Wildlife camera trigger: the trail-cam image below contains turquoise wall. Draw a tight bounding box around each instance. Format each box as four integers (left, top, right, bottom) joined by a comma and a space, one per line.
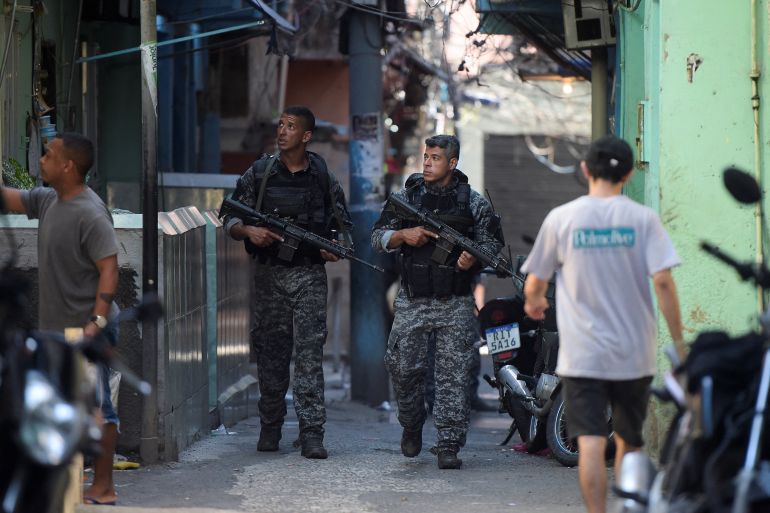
82, 22, 142, 185
619, 0, 765, 450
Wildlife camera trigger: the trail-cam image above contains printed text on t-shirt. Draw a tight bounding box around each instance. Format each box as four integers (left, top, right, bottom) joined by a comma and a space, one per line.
573, 227, 636, 249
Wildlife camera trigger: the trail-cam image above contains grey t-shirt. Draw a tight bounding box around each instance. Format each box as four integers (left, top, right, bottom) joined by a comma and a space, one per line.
521, 195, 680, 380
21, 187, 119, 332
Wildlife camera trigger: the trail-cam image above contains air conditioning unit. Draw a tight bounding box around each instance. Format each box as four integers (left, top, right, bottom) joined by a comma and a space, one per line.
561, 0, 616, 49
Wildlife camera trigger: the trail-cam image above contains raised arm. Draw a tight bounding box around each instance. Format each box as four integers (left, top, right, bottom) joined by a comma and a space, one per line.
0, 186, 26, 214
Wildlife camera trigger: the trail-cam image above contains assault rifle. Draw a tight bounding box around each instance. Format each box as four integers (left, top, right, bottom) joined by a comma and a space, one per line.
386, 193, 513, 277
219, 197, 384, 273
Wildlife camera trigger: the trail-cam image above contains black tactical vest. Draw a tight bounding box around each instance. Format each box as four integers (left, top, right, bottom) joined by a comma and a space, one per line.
400, 171, 477, 298
249, 152, 329, 265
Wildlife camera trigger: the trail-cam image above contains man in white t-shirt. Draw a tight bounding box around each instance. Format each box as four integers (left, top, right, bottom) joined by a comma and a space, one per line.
521, 135, 685, 513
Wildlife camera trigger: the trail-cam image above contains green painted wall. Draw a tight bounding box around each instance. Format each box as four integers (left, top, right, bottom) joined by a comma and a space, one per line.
0, 0, 82, 165
0, 8, 139, 201
619, 0, 766, 451
82, 22, 142, 186
617, 0, 646, 205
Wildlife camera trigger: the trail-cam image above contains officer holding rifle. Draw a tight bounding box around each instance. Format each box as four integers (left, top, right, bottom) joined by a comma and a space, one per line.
222, 106, 352, 460
371, 134, 505, 469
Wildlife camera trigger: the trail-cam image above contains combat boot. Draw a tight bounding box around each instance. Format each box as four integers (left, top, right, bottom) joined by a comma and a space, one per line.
437, 449, 462, 469
300, 435, 328, 459
400, 427, 422, 457
257, 427, 281, 452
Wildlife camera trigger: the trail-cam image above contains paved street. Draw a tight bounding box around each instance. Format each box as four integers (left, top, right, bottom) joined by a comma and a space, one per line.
79, 383, 614, 513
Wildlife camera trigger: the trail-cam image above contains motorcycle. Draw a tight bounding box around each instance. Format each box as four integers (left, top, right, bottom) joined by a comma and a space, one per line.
0, 200, 157, 513
615, 167, 770, 513
479, 256, 613, 467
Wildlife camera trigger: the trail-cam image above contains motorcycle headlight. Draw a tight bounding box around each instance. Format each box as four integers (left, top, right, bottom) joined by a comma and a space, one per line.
19, 370, 83, 466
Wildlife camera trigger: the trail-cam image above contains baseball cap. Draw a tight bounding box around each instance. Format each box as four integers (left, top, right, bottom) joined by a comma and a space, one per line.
584, 135, 634, 181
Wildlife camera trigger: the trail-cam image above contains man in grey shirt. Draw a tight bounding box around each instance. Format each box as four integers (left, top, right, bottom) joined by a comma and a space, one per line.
522, 135, 685, 513
1, 133, 120, 506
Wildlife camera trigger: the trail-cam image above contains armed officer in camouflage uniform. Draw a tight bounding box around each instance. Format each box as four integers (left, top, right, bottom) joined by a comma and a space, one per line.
371, 135, 504, 469
224, 106, 352, 459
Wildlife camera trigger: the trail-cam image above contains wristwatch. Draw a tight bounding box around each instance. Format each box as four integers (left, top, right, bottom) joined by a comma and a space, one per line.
90, 315, 108, 329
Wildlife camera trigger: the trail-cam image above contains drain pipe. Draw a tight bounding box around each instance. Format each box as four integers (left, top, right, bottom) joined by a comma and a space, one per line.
750, 0, 764, 311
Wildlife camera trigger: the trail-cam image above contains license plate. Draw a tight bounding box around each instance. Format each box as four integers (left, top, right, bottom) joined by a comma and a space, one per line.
485, 323, 521, 355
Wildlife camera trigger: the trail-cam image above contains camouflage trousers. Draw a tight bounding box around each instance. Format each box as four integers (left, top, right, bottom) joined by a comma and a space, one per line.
251, 263, 328, 440
384, 289, 478, 451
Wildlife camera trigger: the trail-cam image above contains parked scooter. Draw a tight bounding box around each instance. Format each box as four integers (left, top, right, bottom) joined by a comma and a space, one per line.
479, 256, 613, 466
615, 167, 770, 513
0, 202, 157, 513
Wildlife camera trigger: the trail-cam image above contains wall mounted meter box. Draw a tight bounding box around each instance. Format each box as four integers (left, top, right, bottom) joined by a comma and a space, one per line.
561, 0, 616, 49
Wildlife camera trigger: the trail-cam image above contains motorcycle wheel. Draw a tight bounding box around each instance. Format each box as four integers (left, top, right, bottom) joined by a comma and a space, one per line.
546, 391, 579, 467
545, 392, 615, 467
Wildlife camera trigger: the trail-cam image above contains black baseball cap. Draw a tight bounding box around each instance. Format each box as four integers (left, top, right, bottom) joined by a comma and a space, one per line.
584, 135, 634, 183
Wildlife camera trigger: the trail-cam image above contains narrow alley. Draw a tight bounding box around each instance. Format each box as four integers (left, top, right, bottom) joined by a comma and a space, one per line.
83, 386, 597, 513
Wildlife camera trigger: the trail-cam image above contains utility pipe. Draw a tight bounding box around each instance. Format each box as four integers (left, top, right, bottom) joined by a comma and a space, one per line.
348, 9, 389, 405
750, 0, 764, 311
139, 0, 160, 464
276, 0, 292, 116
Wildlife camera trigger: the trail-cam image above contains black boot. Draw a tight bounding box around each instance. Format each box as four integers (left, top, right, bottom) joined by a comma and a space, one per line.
401, 427, 423, 457
301, 435, 328, 459
437, 449, 462, 469
257, 427, 281, 452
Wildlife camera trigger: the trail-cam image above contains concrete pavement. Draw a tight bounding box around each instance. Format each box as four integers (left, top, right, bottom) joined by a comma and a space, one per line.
77, 386, 614, 513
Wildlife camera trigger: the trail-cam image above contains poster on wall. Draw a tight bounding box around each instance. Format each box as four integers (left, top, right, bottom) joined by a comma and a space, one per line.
350, 113, 383, 207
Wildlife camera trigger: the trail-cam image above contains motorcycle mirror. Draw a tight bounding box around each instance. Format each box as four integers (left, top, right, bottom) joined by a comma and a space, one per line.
116, 294, 164, 325
724, 167, 762, 204
136, 293, 164, 322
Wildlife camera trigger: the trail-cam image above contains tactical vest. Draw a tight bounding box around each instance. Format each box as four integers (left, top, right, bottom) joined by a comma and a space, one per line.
248, 152, 329, 265
400, 172, 477, 298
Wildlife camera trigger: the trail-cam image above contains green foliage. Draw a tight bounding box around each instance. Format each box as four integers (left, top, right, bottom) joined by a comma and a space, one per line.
1, 158, 35, 190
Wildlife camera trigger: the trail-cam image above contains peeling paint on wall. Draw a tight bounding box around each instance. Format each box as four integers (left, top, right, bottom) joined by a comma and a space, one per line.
686, 53, 703, 83
689, 304, 709, 324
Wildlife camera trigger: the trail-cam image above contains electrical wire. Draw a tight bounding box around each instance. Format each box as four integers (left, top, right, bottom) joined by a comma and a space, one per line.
560, 1, 613, 13
165, 6, 274, 25
65, 0, 84, 127
485, 36, 591, 100
0, 0, 19, 93
157, 32, 263, 60
330, 0, 425, 26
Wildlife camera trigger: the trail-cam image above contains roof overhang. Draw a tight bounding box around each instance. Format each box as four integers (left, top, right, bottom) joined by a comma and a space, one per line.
475, 0, 591, 80
158, 0, 297, 34
385, 38, 450, 83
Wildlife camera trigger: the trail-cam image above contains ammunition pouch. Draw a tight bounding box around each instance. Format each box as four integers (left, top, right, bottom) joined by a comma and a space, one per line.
402, 259, 474, 298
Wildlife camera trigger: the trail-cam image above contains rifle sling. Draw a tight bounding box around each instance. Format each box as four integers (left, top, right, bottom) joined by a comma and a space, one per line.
255, 154, 279, 213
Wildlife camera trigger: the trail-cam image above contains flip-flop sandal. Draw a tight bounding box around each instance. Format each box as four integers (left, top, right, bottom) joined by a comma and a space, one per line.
83, 496, 117, 506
